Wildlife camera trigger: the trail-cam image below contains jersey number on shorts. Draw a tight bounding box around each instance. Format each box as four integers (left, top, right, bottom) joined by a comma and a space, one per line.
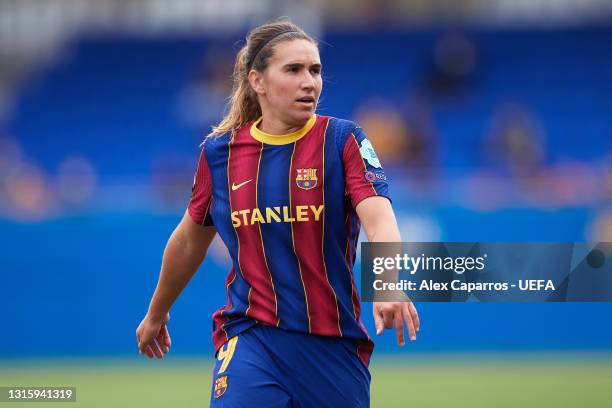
217, 336, 238, 374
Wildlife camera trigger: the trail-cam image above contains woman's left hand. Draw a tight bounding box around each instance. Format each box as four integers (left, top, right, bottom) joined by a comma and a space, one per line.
373, 296, 419, 346
136, 313, 172, 359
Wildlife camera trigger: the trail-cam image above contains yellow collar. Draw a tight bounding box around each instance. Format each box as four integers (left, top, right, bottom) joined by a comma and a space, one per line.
250, 115, 317, 145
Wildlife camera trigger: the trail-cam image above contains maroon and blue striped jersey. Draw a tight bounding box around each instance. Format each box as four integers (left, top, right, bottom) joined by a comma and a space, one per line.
188, 115, 389, 366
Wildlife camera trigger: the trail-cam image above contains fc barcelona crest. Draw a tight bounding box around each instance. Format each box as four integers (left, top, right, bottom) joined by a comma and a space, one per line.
296, 168, 318, 190
214, 375, 228, 398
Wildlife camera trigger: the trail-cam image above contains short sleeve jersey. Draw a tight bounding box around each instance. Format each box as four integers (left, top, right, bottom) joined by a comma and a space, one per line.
188, 115, 389, 366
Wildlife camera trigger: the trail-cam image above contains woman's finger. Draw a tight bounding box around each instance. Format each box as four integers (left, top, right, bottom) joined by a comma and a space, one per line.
156, 329, 170, 354
145, 344, 154, 359
403, 303, 416, 341
138, 337, 150, 356
373, 305, 385, 335
161, 324, 172, 348
394, 309, 405, 346
409, 301, 420, 332
148, 341, 162, 359
151, 339, 164, 358
382, 309, 394, 329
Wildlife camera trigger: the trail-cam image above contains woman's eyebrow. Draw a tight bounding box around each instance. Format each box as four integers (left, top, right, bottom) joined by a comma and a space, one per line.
283, 62, 322, 69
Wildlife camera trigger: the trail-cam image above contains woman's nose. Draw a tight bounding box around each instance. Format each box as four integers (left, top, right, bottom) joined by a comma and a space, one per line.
301, 73, 316, 89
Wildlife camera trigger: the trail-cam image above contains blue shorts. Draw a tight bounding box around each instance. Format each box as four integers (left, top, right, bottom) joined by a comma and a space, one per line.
210, 324, 371, 407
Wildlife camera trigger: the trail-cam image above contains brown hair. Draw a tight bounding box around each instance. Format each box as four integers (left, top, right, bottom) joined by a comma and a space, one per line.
210, 19, 316, 136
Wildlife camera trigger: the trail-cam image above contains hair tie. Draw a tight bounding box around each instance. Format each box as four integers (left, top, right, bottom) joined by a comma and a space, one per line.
246, 29, 297, 72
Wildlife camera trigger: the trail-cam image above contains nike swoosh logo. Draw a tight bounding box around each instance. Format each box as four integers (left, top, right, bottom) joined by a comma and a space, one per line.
231, 179, 253, 191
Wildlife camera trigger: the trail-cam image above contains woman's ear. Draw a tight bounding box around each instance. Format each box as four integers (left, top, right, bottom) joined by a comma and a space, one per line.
248, 69, 265, 95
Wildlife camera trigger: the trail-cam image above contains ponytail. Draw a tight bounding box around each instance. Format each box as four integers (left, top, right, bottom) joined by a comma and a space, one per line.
209, 47, 261, 136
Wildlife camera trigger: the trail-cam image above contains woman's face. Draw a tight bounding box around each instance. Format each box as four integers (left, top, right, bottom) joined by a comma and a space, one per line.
252, 39, 322, 128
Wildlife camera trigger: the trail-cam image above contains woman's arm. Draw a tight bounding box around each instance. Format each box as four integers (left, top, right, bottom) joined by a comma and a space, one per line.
356, 196, 420, 346
136, 210, 216, 358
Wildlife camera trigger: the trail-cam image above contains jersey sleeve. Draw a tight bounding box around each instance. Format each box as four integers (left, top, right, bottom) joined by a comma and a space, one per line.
342, 126, 391, 208
188, 148, 214, 226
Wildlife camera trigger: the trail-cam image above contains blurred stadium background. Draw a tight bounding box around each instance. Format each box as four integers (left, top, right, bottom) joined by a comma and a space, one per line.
1, 0, 611, 406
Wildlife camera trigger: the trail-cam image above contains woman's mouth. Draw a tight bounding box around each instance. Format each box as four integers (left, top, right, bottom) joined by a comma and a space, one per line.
296, 96, 315, 107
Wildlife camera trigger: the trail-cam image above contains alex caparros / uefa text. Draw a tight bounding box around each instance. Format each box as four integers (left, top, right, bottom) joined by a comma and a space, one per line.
370, 253, 555, 294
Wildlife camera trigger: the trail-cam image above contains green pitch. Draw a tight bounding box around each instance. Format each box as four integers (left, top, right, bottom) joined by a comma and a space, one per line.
1, 354, 611, 407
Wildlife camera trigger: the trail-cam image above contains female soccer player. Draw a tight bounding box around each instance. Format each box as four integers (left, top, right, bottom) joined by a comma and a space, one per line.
136, 19, 419, 407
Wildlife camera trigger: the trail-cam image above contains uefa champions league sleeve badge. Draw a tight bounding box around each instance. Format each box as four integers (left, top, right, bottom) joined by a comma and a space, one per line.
359, 139, 382, 169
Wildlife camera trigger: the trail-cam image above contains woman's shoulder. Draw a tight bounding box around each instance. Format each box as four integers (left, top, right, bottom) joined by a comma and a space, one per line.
322, 115, 362, 149
203, 121, 254, 147
323, 115, 358, 132
195, 133, 230, 167
200, 131, 234, 150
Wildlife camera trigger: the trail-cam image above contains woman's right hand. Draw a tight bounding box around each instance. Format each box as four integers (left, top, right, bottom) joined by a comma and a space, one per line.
136, 313, 171, 359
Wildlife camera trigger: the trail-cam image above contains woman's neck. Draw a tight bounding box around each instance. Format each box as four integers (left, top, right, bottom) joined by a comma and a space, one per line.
258, 116, 306, 136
